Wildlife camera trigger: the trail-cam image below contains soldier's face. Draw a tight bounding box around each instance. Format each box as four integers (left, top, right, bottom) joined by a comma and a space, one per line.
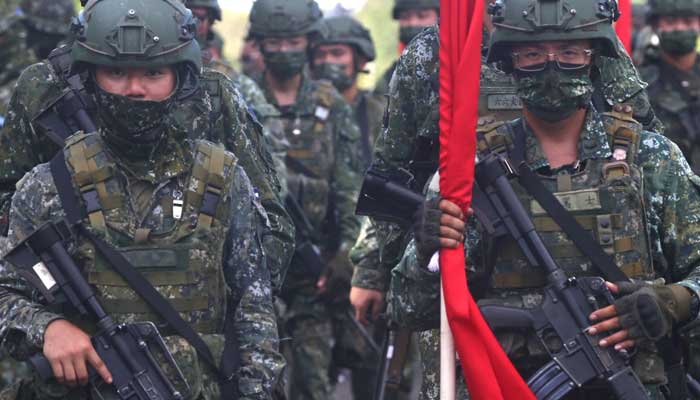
657, 15, 700, 33
95, 66, 177, 102
260, 35, 309, 52
192, 7, 213, 38
312, 44, 357, 77
398, 9, 439, 27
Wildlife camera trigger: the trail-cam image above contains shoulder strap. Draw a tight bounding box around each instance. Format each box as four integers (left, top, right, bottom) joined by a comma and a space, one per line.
49, 152, 240, 398
509, 122, 629, 283
356, 94, 372, 165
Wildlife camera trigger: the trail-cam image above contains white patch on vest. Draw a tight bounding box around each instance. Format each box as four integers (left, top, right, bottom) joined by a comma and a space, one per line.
314, 106, 330, 121
642, 137, 660, 149
33, 262, 56, 290
613, 148, 627, 161
173, 199, 184, 220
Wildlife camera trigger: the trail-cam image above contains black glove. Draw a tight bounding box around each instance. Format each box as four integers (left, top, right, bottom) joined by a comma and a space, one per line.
321, 250, 353, 304
614, 282, 692, 342
412, 197, 442, 268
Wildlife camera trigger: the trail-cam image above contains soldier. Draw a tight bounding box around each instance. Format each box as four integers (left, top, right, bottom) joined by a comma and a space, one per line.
0, 0, 284, 398
186, 0, 225, 63
241, 36, 266, 78
373, 0, 439, 97
18, 0, 75, 60
311, 15, 383, 170
639, 0, 700, 173
247, 1, 363, 399
0, 0, 37, 124
0, 0, 294, 294
392, 0, 700, 398
309, 15, 388, 399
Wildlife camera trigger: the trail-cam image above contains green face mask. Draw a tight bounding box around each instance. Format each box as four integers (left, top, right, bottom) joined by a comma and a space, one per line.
659, 30, 699, 55
399, 25, 426, 45
515, 65, 594, 122
313, 62, 354, 91
264, 49, 307, 80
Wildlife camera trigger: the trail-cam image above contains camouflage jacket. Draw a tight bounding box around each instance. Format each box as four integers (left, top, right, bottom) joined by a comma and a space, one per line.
355, 25, 663, 294
390, 107, 700, 384
352, 89, 385, 170
0, 61, 294, 291
0, 131, 284, 399
639, 57, 700, 173
0, 1, 37, 122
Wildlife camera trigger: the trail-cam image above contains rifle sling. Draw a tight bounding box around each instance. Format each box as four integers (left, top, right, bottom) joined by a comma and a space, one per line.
509, 122, 628, 283
49, 152, 240, 397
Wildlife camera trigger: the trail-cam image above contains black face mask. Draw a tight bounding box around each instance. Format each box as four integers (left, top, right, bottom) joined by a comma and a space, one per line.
263, 49, 307, 80
660, 30, 699, 55
313, 62, 354, 91
399, 25, 427, 45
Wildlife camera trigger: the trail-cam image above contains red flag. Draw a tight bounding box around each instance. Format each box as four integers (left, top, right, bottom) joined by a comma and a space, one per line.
438, 0, 534, 398
615, 0, 632, 54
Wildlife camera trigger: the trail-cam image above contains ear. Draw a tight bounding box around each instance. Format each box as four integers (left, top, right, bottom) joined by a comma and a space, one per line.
356, 55, 369, 74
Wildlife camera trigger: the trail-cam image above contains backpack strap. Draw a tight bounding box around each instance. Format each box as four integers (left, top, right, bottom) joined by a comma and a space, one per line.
187, 141, 237, 231
602, 104, 642, 180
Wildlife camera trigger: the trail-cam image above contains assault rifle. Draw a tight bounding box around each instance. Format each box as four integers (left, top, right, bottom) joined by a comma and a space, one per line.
355, 162, 650, 399
5, 221, 188, 399
474, 152, 649, 400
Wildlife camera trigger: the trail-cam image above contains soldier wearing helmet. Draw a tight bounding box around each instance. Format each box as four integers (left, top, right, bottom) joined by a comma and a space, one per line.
185, 0, 226, 62
248, 1, 363, 399
0, 0, 287, 398
373, 0, 439, 97
639, 0, 700, 173
385, 0, 700, 398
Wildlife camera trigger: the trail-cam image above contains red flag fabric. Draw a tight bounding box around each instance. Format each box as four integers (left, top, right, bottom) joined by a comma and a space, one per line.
438, 1, 535, 399
615, 0, 632, 54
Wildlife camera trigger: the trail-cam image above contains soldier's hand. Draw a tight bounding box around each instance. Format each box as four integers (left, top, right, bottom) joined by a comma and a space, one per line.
413, 198, 465, 266
43, 319, 112, 387
438, 200, 466, 248
350, 287, 385, 325
588, 282, 635, 351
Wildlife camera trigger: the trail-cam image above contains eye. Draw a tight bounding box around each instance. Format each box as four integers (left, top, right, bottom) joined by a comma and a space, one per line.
145, 69, 165, 78
108, 68, 126, 77
524, 50, 542, 59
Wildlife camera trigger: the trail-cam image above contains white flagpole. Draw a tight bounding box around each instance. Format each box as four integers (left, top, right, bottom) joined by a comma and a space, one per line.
440, 281, 456, 400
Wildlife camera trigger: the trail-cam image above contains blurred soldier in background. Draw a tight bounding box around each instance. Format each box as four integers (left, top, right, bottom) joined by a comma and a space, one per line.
241, 35, 266, 78
373, 0, 439, 97
639, 0, 700, 172
186, 0, 225, 62
310, 15, 386, 399
248, 1, 364, 399
18, 0, 75, 60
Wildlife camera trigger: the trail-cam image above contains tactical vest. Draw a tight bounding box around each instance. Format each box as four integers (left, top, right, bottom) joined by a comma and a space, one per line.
284, 80, 337, 235
62, 133, 236, 337
476, 109, 654, 292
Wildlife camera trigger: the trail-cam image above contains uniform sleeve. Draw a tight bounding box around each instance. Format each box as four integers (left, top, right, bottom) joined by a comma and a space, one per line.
0, 164, 65, 359
637, 133, 700, 305
224, 165, 285, 399
331, 96, 362, 250
350, 218, 388, 291
220, 79, 295, 292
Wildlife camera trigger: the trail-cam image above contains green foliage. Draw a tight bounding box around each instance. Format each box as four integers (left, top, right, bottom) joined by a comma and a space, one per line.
356, 1, 399, 89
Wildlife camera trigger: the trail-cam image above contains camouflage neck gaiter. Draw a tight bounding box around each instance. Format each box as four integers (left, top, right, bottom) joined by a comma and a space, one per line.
313, 62, 354, 91
660, 30, 699, 55
264, 49, 307, 81
399, 25, 426, 45
95, 86, 174, 157
515, 65, 594, 123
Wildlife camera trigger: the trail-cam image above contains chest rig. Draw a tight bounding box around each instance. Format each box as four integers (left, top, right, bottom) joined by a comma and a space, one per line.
283, 80, 337, 233
63, 132, 237, 334
476, 109, 654, 293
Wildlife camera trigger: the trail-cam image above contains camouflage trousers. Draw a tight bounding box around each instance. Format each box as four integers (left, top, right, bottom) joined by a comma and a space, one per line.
0, 359, 30, 394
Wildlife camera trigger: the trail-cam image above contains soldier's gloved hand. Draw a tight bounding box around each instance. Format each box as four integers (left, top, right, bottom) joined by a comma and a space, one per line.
412, 198, 465, 267
43, 319, 113, 387
588, 282, 692, 350
317, 250, 353, 303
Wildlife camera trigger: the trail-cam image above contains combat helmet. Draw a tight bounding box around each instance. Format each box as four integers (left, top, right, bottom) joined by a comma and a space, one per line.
315, 16, 376, 62
392, 0, 440, 20
19, 0, 75, 36
248, 0, 324, 39
71, 0, 201, 71
647, 0, 700, 21
487, 0, 621, 70
185, 0, 222, 21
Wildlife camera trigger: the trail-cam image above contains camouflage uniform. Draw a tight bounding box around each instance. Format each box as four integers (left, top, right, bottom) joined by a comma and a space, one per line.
0, 131, 285, 399
0, 61, 294, 292
391, 106, 700, 399
0, 1, 36, 122
257, 71, 363, 400
18, 0, 75, 60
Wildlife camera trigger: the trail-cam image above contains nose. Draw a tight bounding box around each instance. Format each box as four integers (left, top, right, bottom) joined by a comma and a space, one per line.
123, 76, 146, 99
